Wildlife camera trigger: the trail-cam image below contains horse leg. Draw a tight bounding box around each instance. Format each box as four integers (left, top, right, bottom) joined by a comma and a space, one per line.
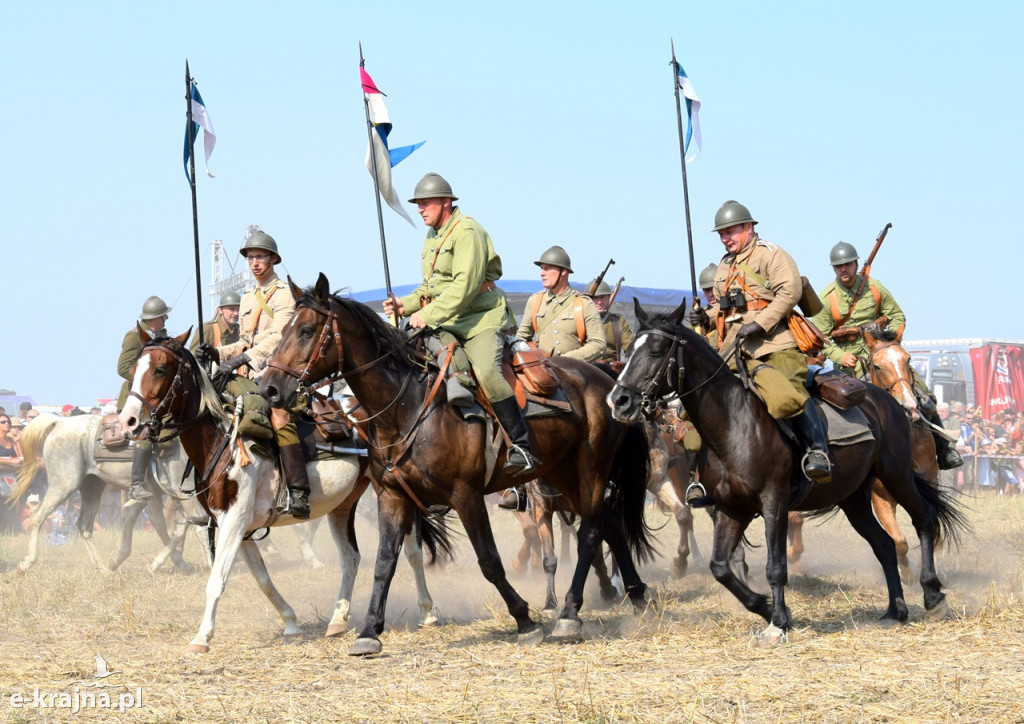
837, 488, 909, 624
652, 478, 692, 578
510, 510, 533, 575
16, 486, 75, 573
871, 480, 913, 584
402, 513, 439, 628
187, 505, 251, 653
551, 515, 601, 640
294, 520, 326, 570
144, 495, 174, 548
238, 539, 304, 643
761, 504, 793, 641
149, 512, 194, 574
109, 498, 146, 572
531, 495, 560, 615
787, 510, 805, 575
589, 543, 620, 605
595, 505, 646, 610
709, 512, 770, 622
324, 503, 360, 637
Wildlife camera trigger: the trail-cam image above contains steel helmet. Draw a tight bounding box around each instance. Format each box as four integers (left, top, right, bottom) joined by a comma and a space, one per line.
534, 245, 573, 273
239, 231, 281, 264
584, 278, 611, 297
139, 295, 171, 321
698, 263, 718, 289
829, 241, 859, 266
408, 173, 458, 203
712, 200, 758, 232
218, 291, 241, 308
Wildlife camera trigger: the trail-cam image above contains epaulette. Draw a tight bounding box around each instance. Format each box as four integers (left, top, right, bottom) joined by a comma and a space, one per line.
755, 238, 778, 251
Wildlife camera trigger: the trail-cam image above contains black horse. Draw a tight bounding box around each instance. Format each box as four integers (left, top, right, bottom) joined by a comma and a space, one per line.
607, 300, 969, 639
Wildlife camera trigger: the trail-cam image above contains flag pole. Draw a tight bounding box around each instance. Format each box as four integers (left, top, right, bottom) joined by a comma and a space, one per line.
670, 40, 699, 306
359, 43, 398, 325
186, 59, 205, 345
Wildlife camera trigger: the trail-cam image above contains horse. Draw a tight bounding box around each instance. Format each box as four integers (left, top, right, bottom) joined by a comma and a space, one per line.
7, 413, 195, 575
118, 332, 442, 653
607, 300, 970, 640
260, 273, 654, 654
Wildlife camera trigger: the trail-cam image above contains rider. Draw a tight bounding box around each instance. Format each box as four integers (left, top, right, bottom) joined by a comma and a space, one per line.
190, 291, 241, 350
195, 231, 312, 519
812, 241, 963, 470
688, 200, 833, 493
383, 173, 541, 482
117, 295, 171, 501
583, 277, 635, 371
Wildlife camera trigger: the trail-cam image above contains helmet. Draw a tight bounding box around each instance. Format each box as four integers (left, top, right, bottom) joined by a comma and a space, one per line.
139, 295, 171, 321
239, 231, 281, 264
534, 246, 573, 273
408, 173, 458, 203
698, 263, 718, 289
218, 291, 241, 308
584, 278, 611, 297
712, 200, 757, 232
829, 241, 859, 266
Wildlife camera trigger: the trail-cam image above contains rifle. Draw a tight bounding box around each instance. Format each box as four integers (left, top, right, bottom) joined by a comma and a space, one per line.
861, 222, 892, 280
586, 258, 615, 296
602, 276, 625, 323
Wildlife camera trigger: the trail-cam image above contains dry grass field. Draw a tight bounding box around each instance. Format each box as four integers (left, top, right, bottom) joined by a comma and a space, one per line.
1, 490, 1022, 723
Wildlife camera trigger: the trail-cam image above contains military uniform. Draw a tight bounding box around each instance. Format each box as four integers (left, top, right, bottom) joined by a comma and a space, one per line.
398, 207, 517, 402
812, 276, 905, 378
217, 273, 295, 381
189, 316, 240, 351
516, 288, 605, 362
116, 326, 156, 411
597, 313, 635, 364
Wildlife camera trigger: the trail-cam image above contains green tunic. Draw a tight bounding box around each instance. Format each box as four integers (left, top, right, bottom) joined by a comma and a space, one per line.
116, 326, 157, 410
597, 313, 636, 363
516, 288, 605, 362
812, 275, 905, 377
189, 317, 240, 351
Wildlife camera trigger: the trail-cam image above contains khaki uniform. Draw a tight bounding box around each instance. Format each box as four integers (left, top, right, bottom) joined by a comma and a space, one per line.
189, 316, 240, 351
714, 234, 808, 419
516, 288, 605, 362
597, 313, 636, 363
117, 326, 158, 410
812, 276, 906, 378
397, 207, 517, 402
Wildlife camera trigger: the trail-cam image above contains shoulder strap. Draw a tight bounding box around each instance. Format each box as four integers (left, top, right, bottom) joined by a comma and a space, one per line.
612, 317, 623, 356
829, 287, 842, 324
530, 293, 542, 333
250, 286, 279, 334
573, 297, 585, 344
869, 284, 882, 316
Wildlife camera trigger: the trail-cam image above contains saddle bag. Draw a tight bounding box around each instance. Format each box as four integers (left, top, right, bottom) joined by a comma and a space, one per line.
813, 370, 867, 410
512, 348, 559, 397
310, 397, 353, 443
788, 311, 827, 356
100, 413, 128, 449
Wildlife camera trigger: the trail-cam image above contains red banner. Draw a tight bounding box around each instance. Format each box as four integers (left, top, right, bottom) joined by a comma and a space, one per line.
969, 344, 1024, 417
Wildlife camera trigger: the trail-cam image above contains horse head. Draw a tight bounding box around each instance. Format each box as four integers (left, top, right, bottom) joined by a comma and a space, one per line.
119, 329, 202, 439
862, 322, 919, 420
607, 298, 689, 423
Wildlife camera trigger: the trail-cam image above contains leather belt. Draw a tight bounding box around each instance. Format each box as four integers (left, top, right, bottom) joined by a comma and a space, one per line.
420, 280, 496, 308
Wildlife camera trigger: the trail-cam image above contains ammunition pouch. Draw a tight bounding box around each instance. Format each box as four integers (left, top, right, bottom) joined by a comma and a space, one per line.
812, 370, 867, 410
311, 396, 354, 443
100, 413, 128, 449
830, 327, 862, 343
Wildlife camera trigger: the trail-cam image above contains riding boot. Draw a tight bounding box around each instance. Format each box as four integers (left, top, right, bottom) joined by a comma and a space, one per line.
791, 403, 832, 483
128, 445, 155, 501
917, 399, 964, 470
278, 443, 311, 519
684, 481, 715, 508
497, 484, 529, 512
492, 396, 542, 479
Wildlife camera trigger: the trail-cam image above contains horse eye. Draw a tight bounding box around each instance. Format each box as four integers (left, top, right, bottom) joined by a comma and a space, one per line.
154, 366, 168, 376
299, 325, 315, 338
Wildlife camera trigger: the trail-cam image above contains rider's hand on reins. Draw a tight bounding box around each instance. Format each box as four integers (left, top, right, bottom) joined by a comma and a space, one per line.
736, 321, 765, 342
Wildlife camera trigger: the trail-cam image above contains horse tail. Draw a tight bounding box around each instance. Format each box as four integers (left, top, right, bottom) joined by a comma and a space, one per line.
608, 422, 656, 564
416, 509, 456, 565
7, 415, 59, 503
915, 474, 972, 549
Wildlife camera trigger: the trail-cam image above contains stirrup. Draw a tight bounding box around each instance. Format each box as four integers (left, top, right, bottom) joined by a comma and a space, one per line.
128, 483, 154, 501
497, 486, 527, 511
503, 445, 540, 477
684, 481, 714, 508
801, 450, 832, 483
276, 490, 310, 519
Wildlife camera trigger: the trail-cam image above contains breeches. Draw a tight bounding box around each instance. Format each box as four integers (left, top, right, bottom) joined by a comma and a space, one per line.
732, 347, 810, 419
437, 328, 514, 403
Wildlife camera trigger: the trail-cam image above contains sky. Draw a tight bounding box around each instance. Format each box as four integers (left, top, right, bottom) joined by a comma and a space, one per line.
3, 1, 1022, 406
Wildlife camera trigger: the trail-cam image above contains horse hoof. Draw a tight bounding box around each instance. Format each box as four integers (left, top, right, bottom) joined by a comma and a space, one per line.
185, 643, 210, 654
877, 616, 903, 629
670, 558, 687, 579
283, 633, 305, 645
516, 624, 545, 646
756, 624, 787, 645
348, 637, 382, 656
926, 598, 953, 621
550, 618, 583, 642
419, 613, 439, 628
325, 623, 350, 638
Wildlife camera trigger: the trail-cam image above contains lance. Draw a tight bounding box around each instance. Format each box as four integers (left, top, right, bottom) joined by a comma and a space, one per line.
359, 43, 399, 326
670, 40, 699, 310
185, 60, 205, 346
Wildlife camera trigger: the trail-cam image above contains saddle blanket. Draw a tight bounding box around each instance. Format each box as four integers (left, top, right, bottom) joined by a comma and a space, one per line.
816, 399, 874, 447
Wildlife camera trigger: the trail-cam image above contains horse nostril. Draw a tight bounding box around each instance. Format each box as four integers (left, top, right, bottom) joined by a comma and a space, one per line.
264, 385, 279, 405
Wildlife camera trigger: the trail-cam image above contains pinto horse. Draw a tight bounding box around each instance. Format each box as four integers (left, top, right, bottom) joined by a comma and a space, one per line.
260, 273, 654, 654
119, 333, 444, 653
607, 300, 969, 640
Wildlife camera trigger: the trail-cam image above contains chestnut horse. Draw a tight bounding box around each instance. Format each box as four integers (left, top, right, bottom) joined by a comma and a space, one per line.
608, 300, 969, 640
260, 274, 654, 654
119, 333, 443, 653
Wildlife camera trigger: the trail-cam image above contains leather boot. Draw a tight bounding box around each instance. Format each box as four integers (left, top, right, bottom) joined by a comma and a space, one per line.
492, 397, 542, 477
792, 404, 832, 483
497, 484, 528, 511
918, 399, 964, 470
129, 445, 155, 500
278, 443, 311, 519
684, 481, 714, 508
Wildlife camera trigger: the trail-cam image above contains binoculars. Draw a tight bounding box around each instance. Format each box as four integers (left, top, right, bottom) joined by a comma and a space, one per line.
719, 288, 748, 321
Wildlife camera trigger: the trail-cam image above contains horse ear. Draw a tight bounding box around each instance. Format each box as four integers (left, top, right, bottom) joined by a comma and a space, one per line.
135, 322, 149, 344
287, 275, 303, 301
669, 298, 688, 326
314, 272, 330, 302
632, 297, 648, 325
174, 328, 191, 346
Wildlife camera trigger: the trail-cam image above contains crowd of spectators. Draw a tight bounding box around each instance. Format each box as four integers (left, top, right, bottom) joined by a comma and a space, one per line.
946, 402, 1024, 495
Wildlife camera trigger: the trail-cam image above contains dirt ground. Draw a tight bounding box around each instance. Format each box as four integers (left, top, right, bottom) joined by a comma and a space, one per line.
1, 490, 1022, 723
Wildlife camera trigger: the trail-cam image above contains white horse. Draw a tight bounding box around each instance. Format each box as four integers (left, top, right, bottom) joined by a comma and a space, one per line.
119, 333, 440, 653
8, 413, 195, 574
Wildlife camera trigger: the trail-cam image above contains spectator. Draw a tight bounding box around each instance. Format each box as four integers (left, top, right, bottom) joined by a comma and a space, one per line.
9, 416, 24, 444
21, 493, 42, 533
0, 413, 23, 473
956, 412, 977, 491
937, 402, 958, 491
23, 408, 40, 424
61, 404, 75, 417
18, 401, 33, 424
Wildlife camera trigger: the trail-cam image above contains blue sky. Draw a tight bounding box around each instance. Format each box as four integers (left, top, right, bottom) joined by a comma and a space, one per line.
4, 1, 1022, 405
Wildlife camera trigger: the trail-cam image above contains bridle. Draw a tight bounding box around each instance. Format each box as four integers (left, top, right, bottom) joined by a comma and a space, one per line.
128, 342, 208, 442
865, 339, 913, 396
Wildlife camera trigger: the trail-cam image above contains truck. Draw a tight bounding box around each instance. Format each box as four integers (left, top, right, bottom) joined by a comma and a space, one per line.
902, 338, 1024, 417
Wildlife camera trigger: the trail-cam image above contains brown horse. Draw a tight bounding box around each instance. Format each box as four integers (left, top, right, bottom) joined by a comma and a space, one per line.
608, 300, 970, 640
260, 273, 654, 654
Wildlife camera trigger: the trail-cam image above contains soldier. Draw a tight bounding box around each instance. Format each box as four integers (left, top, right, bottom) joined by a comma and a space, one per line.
190, 291, 241, 350
195, 231, 312, 518
688, 200, 832, 496
583, 278, 635, 371
117, 295, 171, 501
383, 173, 541, 483
812, 241, 962, 470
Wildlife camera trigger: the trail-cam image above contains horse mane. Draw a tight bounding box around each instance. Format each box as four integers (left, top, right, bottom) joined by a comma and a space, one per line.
151, 339, 233, 424
863, 322, 897, 342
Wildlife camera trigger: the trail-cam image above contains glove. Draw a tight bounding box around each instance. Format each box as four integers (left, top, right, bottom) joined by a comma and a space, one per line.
736, 322, 765, 342
195, 342, 220, 365
212, 353, 250, 389
686, 306, 710, 329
